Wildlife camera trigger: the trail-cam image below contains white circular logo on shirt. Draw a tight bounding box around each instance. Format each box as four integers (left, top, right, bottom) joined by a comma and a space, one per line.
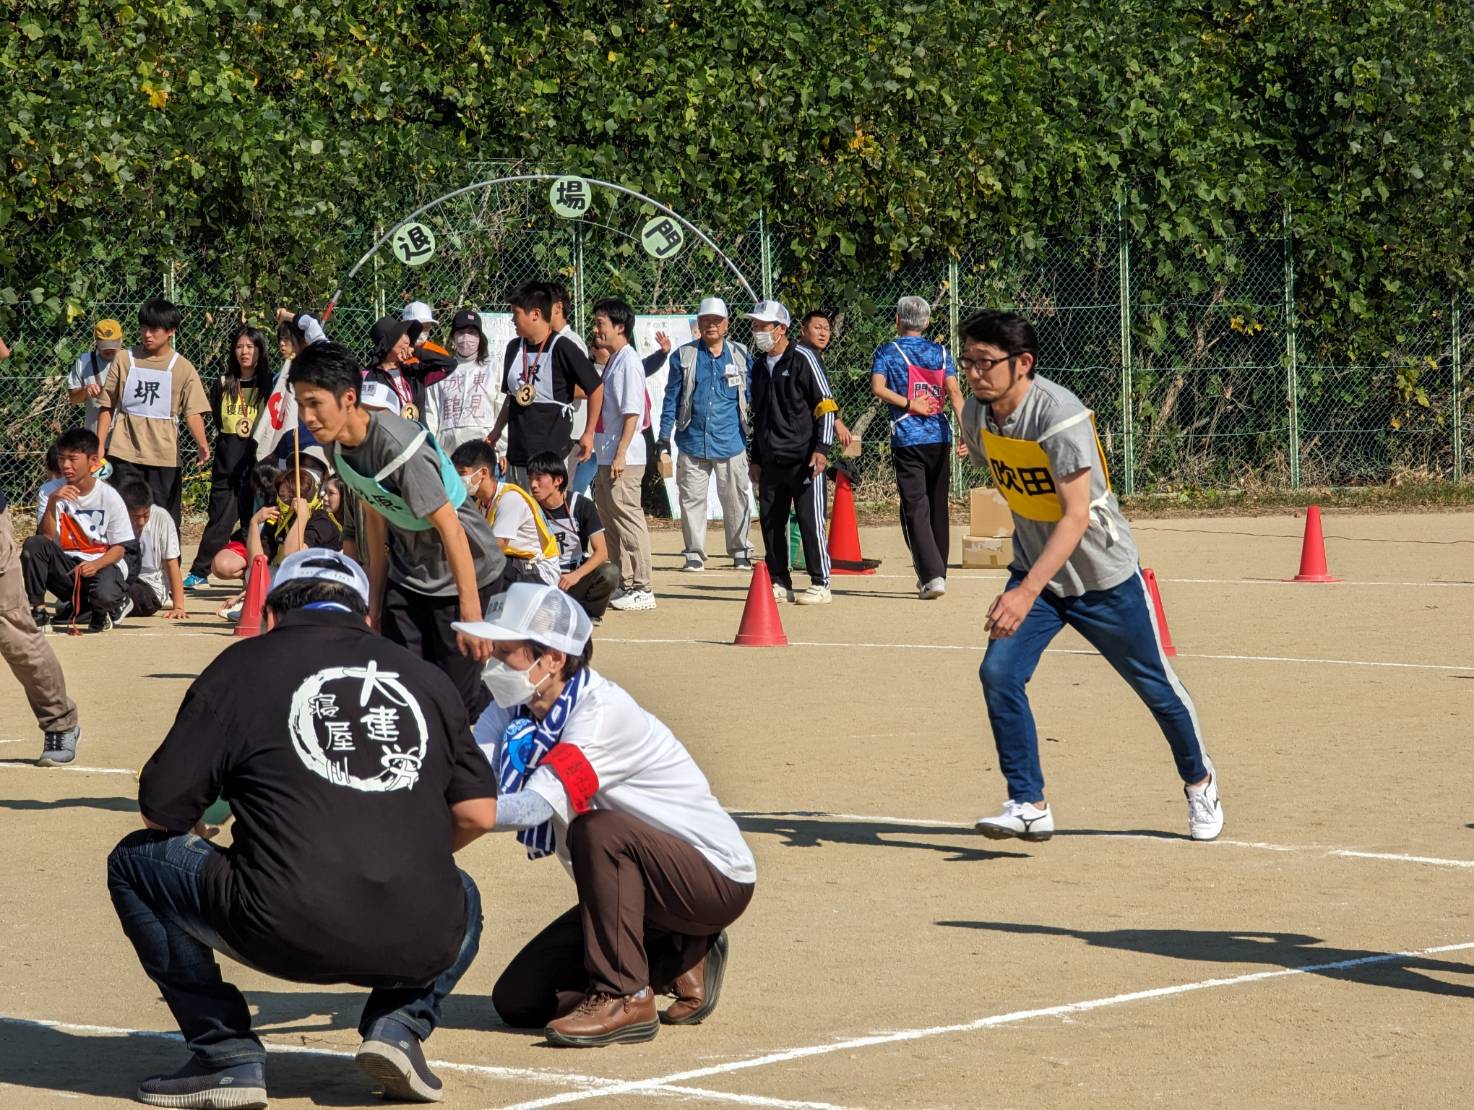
288, 661, 430, 792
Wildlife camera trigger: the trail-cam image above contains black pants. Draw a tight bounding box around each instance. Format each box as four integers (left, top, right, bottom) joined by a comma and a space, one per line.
191, 439, 256, 577
125, 578, 164, 618
492, 810, 754, 1026
21, 536, 125, 620
111, 460, 183, 530
894, 442, 951, 584
379, 579, 500, 721
565, 561, 619, 620
759, 459, 828, 588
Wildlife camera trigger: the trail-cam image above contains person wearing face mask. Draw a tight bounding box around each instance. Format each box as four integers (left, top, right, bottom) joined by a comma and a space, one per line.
746, 300, 838, 605
451, 440, 561, 588
67, 318, 126, 432
655, 297, 755, 573
458, 584, 755, 1047
423, 309, 508, 455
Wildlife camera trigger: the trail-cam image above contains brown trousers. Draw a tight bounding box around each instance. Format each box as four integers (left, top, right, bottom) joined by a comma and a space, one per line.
492, 809, 754, 1027
0, 510, 77, 733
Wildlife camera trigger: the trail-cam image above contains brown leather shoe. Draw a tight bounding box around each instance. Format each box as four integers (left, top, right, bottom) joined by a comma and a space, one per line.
545, 987, 658, 1047
661, 931, 729, 1026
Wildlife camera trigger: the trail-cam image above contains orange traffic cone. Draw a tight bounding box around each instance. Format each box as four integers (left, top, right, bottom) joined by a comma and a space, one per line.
827, 471, 880, 575
1288, 505, 1340, 583
234, 555, 271, 637
1141, 567, 1177, 657
734, 561, 788, 647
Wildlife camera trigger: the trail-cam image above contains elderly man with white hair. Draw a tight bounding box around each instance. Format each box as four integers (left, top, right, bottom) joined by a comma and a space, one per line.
655, 296, 756, 572
869, 295, 966, 600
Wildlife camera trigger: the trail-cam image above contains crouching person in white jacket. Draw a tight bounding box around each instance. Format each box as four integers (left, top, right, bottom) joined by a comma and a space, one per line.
457, 584, 756, 1047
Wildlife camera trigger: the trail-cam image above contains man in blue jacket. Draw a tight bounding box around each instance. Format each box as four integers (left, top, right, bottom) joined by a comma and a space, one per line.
656, 297, 755, 572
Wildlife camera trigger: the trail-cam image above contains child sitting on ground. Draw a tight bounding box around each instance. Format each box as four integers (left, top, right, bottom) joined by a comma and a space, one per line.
23, 428, 134, 633
211, 459, 342, 619
116, 478, 188, 621
450, 440, 561, 587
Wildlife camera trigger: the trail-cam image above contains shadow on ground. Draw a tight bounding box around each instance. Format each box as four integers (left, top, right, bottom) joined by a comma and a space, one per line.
935, 921, 1474, 998
733, 811, 1028, 862
0, 796, 137, 813
0, 1019, 369, 1105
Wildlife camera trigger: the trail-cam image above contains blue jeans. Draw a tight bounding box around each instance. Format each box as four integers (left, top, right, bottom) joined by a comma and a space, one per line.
979, 570, 1210, 803
107, 830, 483, 1068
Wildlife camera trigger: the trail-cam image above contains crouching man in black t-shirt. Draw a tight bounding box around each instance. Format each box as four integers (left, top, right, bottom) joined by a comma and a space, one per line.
107, 549, 499, 1109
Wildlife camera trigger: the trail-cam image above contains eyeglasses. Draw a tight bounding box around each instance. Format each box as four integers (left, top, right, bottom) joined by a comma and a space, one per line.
959, 353, 1016, 374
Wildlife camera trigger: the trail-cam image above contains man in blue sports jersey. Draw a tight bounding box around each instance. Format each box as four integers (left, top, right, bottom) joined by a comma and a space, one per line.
957, 310, 1223, 843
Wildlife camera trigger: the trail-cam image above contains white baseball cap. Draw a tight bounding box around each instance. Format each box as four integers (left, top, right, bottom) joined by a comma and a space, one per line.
402, 301, 437, 325
697, 296, 729, 319
745, 300, 791, 326
452, 583, 592, 657
272, 548, 371, 606
359, 381, 397, 411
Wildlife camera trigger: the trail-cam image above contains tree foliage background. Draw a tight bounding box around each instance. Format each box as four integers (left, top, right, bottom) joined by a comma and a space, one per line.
3, 0, 1473, 487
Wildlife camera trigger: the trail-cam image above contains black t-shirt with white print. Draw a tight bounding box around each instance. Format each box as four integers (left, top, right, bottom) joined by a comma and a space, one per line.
137, 608, 497, 986
542, 490, 604, 572
501, 335, 601, 465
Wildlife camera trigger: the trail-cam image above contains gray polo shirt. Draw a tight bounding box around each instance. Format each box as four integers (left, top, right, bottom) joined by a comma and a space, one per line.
960, 375, 1137, 597
338, 411, 503, 596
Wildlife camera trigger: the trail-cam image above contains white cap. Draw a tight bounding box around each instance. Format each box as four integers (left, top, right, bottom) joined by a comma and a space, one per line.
745, 300, 791, 326
300, 444, 330, 474
272, 548, 371, 606
697, 296, 729, 318
452, 582, 592, 657
402, 300, 437, 325
359, 381, 397, 411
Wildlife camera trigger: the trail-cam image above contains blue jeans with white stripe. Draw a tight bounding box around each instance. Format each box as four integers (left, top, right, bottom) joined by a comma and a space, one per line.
979, 570, 1209, 803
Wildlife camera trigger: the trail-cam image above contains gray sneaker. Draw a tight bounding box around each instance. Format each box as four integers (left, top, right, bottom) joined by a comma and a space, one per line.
732, 554, 754, 571
356, 1017, 443, 1102
39, 725, 80, 767
681, 553, 705, 572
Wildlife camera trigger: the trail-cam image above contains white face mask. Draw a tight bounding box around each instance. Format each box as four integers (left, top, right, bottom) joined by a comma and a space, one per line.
453, 333, 481, 360
752, 328, 777, 353
482, 657, 548, 708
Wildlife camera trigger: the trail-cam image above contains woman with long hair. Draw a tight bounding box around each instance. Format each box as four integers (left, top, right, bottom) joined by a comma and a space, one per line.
184, 325, 268, 588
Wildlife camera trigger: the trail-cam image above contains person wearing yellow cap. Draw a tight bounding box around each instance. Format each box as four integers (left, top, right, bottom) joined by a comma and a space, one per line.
67, 319, 126, 433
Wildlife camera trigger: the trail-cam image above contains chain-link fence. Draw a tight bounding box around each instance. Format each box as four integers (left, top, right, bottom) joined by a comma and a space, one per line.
3, 193, 1471, 519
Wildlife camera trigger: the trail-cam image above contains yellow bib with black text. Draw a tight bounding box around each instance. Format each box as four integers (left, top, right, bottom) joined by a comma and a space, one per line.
979, 412, 1111, 523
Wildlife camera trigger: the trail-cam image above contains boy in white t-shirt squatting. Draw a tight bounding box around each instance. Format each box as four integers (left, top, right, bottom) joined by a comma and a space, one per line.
24, 427, 133, 634
451, 440, 562, 589
459, 584, 756, 1047
115, 477, 189, 621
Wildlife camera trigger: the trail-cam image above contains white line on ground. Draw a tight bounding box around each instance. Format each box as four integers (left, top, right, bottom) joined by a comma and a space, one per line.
0, 762, 135, 775
0, 1015, 858, 1110
492, 940, 1474, 1110
602, 637, 1473, 674
686, 568, 1474, 588
738, 809, 1474, 870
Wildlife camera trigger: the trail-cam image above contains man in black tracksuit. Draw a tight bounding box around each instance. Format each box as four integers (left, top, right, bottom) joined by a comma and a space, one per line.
746, 300, 838, 605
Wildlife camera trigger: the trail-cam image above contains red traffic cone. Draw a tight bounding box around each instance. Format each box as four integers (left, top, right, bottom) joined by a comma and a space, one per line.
1141, 567, 1177, 657
234, 555, 271, 637
734, 561, 788, 647
1288, 505, 1340, 583
827, 471, 880, 575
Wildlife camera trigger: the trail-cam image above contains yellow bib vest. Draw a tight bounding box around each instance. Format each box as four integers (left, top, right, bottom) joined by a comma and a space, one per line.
489, 483, 560, 560
979, 410, 1112, 523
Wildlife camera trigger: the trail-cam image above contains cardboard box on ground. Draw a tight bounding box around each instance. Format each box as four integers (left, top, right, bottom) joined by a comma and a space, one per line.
964, 487, 1013, 569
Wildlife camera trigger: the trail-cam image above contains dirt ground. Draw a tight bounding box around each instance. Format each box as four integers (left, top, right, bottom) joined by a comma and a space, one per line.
1, 510, 1472, 1109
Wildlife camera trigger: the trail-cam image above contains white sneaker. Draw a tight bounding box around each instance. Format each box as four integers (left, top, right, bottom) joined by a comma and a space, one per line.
610, 590, 657, 612
794, 584, 832, 605
1185, 765, 1224, 841
975, 800, 1054, 842
918, 577, 947, 600
771, 584, 795, 604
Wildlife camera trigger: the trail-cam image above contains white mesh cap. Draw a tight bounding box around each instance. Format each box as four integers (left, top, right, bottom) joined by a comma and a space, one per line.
272, 548, 371, 605
402, 300, 437, 325
452, 583, 592, 656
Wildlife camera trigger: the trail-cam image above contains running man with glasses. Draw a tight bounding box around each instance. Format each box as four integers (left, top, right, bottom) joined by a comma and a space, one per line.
956, 310, 1223, 844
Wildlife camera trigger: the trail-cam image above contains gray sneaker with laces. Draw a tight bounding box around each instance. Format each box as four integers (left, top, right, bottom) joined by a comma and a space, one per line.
39, 725, 80, 767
